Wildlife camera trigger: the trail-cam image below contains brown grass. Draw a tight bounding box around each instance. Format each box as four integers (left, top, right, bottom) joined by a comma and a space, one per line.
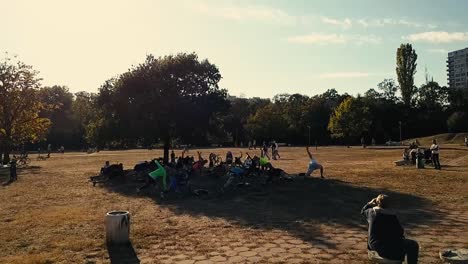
0, 146, 467, 263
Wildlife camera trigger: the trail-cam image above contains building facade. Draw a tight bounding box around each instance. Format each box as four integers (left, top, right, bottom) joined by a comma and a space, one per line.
447, 47, 468, 90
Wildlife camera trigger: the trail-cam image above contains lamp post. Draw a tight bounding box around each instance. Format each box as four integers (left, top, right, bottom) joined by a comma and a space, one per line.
399, 121, 402, 144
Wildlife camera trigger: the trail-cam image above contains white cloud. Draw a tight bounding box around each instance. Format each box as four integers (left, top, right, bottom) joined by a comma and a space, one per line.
427, 48, 448, 54
356, 18, 437, 29
319, 72, 372, 79
321, 16, 352, 29
287, 33, 381, 45
188, 2, 298, 25
405, 31, 468, 43
288, 33, 346, 44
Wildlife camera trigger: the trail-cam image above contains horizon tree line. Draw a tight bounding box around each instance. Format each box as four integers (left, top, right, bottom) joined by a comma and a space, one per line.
1, 45, 468, 163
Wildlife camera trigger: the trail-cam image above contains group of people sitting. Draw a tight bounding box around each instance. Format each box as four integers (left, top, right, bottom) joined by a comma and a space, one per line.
400, 139, 441, 169
93, 146, 324, 198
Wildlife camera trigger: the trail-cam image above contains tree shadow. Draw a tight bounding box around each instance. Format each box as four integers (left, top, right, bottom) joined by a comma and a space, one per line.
107, 242, 140, 264
99, 173, 443, 249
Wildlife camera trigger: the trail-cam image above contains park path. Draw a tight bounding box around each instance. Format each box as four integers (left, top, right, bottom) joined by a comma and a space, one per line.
137, 208, 468, 264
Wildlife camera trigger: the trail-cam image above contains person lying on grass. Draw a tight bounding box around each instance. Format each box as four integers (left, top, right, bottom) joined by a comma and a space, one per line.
305, 146, 324, 178
361, 194, 419, 264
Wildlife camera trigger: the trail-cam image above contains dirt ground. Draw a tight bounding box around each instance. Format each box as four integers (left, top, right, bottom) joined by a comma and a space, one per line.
0, 146, 467, 264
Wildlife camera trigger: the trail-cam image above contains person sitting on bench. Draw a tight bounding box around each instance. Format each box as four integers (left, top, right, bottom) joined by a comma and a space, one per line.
361, 194, 419, 264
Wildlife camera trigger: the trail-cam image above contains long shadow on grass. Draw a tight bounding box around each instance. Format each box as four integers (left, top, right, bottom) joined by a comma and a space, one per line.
101, 174, 442, 249
107, 242, 140, 264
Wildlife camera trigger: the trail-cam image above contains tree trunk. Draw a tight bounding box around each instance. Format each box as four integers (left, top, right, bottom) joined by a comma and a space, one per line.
2, 150, 10, 164
105, 211, 130, 245
163, 140, 169, 165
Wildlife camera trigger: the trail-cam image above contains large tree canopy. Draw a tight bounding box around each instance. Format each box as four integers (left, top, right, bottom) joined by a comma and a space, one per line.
95, 53, 229, 161
328, 96, 372, 144
0, 55, 50, 163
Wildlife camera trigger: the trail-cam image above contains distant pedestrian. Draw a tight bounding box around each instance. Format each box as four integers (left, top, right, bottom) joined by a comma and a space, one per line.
10, 159, 17, 182
248, 141, 252, 150
271, 141, 280, 160
430, 139, 441, 170
361, 137, 366, 148
170, 150, 176, 164
371, 138, 376, 146
262, 142, 269, 158
47, 144, 52, 158
465, 136, 468, 147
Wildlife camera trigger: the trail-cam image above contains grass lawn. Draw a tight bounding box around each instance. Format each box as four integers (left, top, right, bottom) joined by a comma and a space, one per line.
0, 146, 467, 264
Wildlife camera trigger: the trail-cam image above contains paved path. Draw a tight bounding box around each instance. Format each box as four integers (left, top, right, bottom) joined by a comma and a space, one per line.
138, 209, 468, 264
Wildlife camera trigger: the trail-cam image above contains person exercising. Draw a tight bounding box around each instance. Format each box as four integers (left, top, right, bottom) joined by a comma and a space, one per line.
305, 146, 324, 178
137, 159, 167, 197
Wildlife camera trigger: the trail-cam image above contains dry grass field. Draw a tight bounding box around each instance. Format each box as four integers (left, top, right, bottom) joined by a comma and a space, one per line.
0, 146, 467, 264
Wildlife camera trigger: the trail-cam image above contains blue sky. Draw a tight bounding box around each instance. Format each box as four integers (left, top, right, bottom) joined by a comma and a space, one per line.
1, 0, 468, 98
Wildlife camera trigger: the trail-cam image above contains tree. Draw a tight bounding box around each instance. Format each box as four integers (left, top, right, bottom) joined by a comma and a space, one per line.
396, 44, 418, 107
73, 91, 98, 148
377, 78, 399, 102
245, 103, 288, 142
0, 55, 50, 163
417, 81, 448, 109
327, 96, 371, 144
447, 112, 468, 133
39, 86, 80, 148
96, 53, 228, 162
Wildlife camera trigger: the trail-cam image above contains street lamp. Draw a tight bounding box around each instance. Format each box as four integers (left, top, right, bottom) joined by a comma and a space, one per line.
399, 121, 402, 144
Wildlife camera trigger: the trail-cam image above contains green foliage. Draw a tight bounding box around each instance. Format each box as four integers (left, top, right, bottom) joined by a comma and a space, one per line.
447, 112, 468, 132
328, 97, 372, 143
0, 54, 50, 163
94, 53, 229, 158
396, 44, 418, 107
39, 86, 81, 148
417, 81, 448, 109
377, 78, 399, 102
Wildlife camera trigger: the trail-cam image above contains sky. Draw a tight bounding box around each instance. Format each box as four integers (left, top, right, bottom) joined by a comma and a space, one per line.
1, 0, 468, 98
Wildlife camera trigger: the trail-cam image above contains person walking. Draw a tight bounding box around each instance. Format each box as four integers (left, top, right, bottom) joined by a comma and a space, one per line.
430, 139, 441, 170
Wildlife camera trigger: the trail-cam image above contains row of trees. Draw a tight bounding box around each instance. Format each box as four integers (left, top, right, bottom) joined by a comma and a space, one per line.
1, 45, 468, 163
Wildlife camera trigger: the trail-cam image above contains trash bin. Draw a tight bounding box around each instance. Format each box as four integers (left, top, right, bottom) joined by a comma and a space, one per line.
106, 211, 130, 245
416, 152, 425, 169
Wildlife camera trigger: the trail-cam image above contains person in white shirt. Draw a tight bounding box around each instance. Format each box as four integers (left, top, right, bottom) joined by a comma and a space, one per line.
465, 136, 467, 147
430, 139, 441, 170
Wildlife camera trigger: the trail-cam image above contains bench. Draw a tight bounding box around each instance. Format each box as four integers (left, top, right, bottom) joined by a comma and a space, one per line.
368, 251, 403, 263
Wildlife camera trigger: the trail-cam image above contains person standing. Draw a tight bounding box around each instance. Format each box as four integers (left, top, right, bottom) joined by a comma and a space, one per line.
10, 159, 17, 182
47, 144, 52, 158
430, 139, 441, 170
465, 136, 468, 147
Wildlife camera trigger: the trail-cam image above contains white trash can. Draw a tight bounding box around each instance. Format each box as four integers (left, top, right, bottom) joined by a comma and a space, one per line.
105, 211, 130, 245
